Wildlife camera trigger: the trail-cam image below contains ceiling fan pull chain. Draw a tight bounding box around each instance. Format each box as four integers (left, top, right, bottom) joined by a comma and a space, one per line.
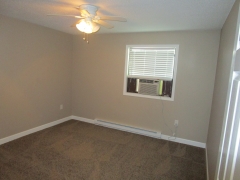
83, 33, 86, 40
82, 33, 89, 44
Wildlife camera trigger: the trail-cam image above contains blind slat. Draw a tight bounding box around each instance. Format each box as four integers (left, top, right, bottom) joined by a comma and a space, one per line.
127, 47, 175, 79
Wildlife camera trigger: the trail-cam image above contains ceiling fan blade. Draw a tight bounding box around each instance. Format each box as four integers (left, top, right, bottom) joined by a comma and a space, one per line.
99, 16, 127, 22
79, 9, 90, 17
95, 20, 114, 29
47, 14, 83, 19
71, 20, 82, 27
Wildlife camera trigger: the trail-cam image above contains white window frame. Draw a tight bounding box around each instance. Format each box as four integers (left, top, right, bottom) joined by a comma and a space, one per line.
123, 44, 179, 101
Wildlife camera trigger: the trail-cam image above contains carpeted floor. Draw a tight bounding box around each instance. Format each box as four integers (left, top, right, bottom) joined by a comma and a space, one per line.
0, 120, 206, 180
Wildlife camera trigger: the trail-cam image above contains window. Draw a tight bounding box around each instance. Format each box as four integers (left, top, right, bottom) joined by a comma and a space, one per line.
123, 45, 179, 101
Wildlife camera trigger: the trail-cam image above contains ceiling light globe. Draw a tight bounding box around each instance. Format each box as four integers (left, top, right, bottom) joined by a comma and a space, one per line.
76, 19, 100, 34
76, 20, 88, 32
84, 21, 93, 33
91, 22, 100, 33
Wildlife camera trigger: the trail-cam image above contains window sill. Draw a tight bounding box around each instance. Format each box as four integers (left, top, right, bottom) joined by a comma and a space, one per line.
123, 92, 174, 101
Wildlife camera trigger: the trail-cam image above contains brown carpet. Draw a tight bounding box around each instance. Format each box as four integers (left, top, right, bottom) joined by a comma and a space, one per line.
0, 120, 206, 180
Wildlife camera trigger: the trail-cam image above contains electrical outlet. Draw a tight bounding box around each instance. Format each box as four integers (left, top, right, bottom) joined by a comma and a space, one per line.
174, 120, 178, 127
60, 104, 63, 110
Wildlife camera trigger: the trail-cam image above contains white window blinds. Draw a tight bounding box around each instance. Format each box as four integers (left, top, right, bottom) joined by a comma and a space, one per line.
127, 47, 175, 80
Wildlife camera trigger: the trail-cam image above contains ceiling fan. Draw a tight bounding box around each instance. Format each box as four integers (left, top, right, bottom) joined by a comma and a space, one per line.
48, 4, 127, 34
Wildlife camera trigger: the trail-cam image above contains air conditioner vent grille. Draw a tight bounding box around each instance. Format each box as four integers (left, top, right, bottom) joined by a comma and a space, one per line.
139, 81, 159, 96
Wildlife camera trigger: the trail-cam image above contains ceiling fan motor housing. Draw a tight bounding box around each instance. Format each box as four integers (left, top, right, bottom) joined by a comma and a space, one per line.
79, 4, 98, 16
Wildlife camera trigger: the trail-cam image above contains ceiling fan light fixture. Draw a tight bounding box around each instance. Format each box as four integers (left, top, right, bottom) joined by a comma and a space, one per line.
91, 22, 100, 32
76, 19, 100, 34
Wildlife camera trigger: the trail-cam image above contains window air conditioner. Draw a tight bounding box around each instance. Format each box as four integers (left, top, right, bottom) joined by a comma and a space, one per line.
138, 79, 159, 96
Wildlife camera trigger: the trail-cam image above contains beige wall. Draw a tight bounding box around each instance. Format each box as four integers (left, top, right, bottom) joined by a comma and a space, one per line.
0, 15, 73, 139
206, 0, 240, 179
72, 30, 220, 143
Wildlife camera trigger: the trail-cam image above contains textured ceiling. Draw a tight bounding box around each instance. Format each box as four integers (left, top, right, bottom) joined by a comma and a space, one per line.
0, 0, 236, 35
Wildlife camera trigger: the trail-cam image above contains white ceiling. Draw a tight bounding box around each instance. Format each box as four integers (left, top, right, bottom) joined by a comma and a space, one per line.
0, 0, 236, 35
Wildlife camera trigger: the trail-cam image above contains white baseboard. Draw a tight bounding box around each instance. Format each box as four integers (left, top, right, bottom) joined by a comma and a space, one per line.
70, 115, 95, 124
161, 134, 206, 148
95, 119, 162, 139
73, 116, 206, 148
0, 115, 206, 149
205, 145, 209, 180
0, 116, 72, 145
